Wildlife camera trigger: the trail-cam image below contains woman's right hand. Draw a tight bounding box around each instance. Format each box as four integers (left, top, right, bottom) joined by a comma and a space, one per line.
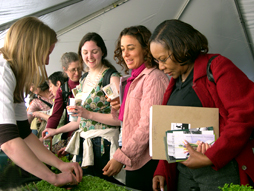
57, 147, 69, 158
152, 175, 165, 191
42, 128, 57, 138
107, 97, 121, 111
50, 171, 79, 187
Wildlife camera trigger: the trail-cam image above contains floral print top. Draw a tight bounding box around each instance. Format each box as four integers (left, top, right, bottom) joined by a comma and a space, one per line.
77, 68, 120, 132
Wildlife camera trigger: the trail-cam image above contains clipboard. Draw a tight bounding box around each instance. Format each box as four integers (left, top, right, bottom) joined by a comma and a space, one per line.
149, 105, 219, 160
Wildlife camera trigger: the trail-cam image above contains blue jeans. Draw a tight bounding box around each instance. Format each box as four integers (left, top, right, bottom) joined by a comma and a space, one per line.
76, 137, 124, 185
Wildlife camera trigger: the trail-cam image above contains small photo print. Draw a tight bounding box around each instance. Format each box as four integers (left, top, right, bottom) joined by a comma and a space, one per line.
171, 123, 190, 130
105, 86, 113, 96
102, 83, 119, 100
72, 88, 78, 97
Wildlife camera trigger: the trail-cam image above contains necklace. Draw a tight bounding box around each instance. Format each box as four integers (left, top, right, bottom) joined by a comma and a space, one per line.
85, 65, 104, 88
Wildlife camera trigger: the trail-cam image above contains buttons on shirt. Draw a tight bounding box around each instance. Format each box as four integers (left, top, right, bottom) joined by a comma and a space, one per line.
242, 165, 247, 170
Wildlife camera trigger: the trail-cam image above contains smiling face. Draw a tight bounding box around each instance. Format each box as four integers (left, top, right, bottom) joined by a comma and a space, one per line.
121, 35, 145, 70
63, 61, 81, 82
81, 40, 103, 70
150, 41, 189, 79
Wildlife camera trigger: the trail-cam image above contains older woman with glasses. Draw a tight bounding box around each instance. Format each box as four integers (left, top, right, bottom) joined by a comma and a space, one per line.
45, 52, 82, 153
102, 25, 169, 191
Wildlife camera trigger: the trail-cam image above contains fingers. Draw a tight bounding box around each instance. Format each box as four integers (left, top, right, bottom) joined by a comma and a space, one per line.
196, 141, 211, 154
72, 162, 83, 182
102, 163, 110, 176
57, 148, 66, 157
183, 140, 194, 154
152, 176, 164, 191
42, 129, 47, 138
159, 178, 164, 191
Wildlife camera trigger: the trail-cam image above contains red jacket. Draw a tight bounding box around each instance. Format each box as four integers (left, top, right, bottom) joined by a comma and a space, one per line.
154, 54, 254, 189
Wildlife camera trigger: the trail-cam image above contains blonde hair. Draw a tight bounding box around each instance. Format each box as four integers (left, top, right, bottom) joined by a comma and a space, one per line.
0, 17, 57, 103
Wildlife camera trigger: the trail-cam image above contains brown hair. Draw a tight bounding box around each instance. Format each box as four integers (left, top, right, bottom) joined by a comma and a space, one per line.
0, 16, 57, 103
114, 25, 156, 74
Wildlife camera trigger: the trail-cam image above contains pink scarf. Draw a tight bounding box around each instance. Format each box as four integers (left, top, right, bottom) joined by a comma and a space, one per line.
118, 63, 146, 121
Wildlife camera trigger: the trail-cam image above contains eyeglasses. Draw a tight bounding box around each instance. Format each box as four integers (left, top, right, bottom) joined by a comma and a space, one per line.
68, 67, 82, 73
154, 53, 172, 64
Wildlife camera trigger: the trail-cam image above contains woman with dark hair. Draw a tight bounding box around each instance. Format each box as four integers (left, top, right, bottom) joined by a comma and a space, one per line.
102, 26, 169, 191
27, 81, 54, 124
43, 32, 121, 184
150, 19, 254, 191
45, 52, 82, 152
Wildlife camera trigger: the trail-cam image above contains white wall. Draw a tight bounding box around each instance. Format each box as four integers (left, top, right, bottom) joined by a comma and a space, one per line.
46, 0, 254, 81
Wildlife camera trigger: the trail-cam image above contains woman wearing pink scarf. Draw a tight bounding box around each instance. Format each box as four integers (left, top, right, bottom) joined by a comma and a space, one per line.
103, 25, 169, 191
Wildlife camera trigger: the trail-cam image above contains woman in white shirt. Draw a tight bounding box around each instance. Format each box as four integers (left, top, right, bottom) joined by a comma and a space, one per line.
0, 16, 82, 188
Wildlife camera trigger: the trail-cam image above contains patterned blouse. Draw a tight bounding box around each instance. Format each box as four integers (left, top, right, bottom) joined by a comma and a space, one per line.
27, 96, 53, 123
77, 68, 120, 132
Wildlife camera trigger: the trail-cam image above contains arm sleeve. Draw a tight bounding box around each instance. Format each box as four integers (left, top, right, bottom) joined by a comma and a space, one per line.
46, 88, 64, 129
27, 99, 40, 122
204, 56, 254, 169
0, 124, 19, 146
114, 71, 169, 166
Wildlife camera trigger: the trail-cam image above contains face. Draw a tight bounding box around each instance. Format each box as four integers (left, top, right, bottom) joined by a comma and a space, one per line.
30, 85, 40, 95
81, 40, 103, 70
121, 35, 145, 70
45, 43, 55, 65
48, 80, 60, 97
150, 41, 188, 79
63, 61, 82, 82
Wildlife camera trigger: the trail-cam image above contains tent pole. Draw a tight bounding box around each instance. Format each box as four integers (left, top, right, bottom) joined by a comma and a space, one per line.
175, 0, 191, 20
234, 0, 254, 62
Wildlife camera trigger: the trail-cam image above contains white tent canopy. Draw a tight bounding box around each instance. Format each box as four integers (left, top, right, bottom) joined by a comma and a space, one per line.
1, 0, 254, 81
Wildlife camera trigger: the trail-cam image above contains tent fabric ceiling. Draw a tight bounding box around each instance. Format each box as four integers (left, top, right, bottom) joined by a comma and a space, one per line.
0, 0, 127, 45
0, 0, 254, 81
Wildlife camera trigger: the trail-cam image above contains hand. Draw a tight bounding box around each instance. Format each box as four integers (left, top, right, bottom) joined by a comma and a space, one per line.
152, 175, 165, 191
57, 147, 69, 158
196, 140, 212, 154
49, 92, 55, 100
107, 97, 121, 111
33, 111, 42, 118
102, 158, 123, 177
42, 128, 57, 138
58, 161, 83, 183
51, 171, 78, 187
69, 106, 91, 119
181, 140, 213, 169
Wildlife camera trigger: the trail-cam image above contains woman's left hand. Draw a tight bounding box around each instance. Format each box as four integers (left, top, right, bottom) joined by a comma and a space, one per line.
181, 140, 213, 169
70, 106, 91, 119
33, 111, 42, 118
102, 158, 123, 177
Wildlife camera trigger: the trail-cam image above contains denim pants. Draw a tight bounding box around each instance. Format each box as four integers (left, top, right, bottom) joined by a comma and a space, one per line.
75, 137, 123, 185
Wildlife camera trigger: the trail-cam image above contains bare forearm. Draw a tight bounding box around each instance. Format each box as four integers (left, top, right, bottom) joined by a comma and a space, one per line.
1, 136, 56, 183
55, 120, 80, 134
24, 133, 64, 168
89, 112, 120, 126
38, 112, 50, 121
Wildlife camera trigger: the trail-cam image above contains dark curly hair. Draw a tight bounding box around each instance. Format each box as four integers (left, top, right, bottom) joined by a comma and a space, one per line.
149, 19, 208, 66
114, 25, 157, 74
